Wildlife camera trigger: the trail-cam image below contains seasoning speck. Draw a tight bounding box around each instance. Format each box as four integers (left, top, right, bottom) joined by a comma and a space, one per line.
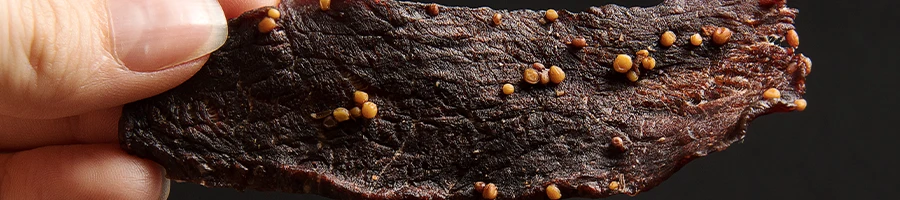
555, 90, 566, 97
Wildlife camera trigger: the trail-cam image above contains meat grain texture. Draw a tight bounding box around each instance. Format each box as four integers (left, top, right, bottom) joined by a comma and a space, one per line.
120, 0, 810, 199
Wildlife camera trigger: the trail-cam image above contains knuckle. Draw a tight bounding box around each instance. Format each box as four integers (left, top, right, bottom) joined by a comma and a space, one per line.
0, 0, 111, 117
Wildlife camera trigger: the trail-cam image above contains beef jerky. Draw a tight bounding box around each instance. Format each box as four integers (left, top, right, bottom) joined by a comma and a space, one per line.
119, 0, 810, 199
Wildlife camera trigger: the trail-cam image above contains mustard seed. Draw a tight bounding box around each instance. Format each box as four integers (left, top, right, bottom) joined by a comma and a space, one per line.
533, 63, 545, 70
712, 27, 733, 45
642, 57, 656, 70
540, 70, 550, 85
786, 29, 799, 47
546, 184, 562, 200
482, 183, 498, 200
267, 8, 281, 19
612, 136, 626, 151
609, 181, 620, 190
794, 99, 807, 111
690, 33, 703, 46
258, 17, 277, 33
572, 37, 587, 48
545, 9, 559, 22
613, 54, 633, 73
426, 4, 439, 16
802, 56, 812, 74
660, 31, 676, 47
763, 88, 781, 99
320, 0, 331, 11
474, 182, 486, 193
548, 66, 565, 84
524, 68, 540, 84
354, 91, 369, 105
361, 102, 378, 119
333, 107, 350, 122
626, 71, 639, 82
350, 107, 361, 118
502, 84, 515, 95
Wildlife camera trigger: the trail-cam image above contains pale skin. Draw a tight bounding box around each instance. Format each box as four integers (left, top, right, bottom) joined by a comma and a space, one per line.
0, 0, 280, 199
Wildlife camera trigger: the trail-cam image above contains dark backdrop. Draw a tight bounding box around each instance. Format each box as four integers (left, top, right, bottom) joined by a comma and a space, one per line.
168, 0, 900, 199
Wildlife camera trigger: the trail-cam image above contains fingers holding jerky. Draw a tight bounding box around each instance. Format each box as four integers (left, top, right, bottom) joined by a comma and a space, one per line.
120, 0, 811, 199
0, 0, 285, 150
0, 0, 227, 119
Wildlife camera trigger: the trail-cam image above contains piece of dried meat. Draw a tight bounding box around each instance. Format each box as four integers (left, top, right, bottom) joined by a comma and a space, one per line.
119, 0, 810, 199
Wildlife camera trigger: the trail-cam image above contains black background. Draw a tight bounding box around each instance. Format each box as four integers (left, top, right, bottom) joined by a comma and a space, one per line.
168, 0, 900, 199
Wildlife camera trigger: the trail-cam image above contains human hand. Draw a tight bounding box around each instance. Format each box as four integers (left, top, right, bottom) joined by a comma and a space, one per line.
0, 0, 278, 199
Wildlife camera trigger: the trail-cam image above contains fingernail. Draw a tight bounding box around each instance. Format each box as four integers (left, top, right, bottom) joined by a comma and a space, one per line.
109, 0, 227, 72
158, 165, 171, 200
159, 178, 171, 200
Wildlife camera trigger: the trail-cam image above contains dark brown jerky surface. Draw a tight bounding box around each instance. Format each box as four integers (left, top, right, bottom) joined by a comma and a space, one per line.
120, 0, 810, 199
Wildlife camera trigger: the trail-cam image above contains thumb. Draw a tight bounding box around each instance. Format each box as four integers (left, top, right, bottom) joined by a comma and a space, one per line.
0, 0, 227, 119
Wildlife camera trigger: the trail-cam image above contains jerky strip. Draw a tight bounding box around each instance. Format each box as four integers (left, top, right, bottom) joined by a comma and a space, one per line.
120, 0, 810, 199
